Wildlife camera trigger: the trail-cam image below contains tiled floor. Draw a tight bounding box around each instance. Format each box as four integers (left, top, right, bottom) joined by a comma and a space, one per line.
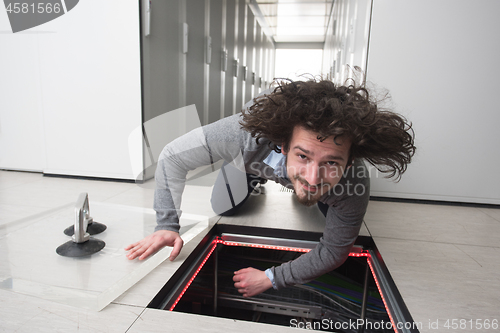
365, 201, 500, 332
1, 169, 499, 332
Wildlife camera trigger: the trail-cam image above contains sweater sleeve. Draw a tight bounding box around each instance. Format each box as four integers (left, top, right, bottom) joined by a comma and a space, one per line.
153, 114, 249, 232
270, 161, 370, 289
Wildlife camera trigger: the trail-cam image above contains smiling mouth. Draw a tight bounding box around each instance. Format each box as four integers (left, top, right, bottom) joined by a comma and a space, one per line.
292, 175, 326, 196
297, 180, 322, 194
301, 183, 318, 193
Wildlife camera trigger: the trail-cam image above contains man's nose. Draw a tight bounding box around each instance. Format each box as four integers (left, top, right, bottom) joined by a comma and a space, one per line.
303, 164, 321, 186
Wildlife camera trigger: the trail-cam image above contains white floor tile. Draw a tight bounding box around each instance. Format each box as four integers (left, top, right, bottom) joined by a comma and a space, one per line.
0, 175, 135, 209
372, 237, 500, 333
0, 289, 143, 333
128, 308, 296, 333
478, 207, 500, 223
0, 203, 53, 226
0, 170, 44, 188
365, 201, 500, 246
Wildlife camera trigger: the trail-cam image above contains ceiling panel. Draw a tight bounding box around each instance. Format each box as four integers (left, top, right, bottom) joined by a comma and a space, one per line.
277, 3, 331, 16
255, 0, 333, 43
276, 16, 328, 27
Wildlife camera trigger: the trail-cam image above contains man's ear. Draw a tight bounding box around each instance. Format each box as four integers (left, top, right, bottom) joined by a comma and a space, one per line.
281, 143, 288, 156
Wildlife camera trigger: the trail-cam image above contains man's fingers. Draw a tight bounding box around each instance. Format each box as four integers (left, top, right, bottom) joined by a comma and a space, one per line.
138, 249, 152, 260
232, 267, 270, 298
234, 268, 249, 275
138, 242, 160, 260
124, 241, 140, 251
126, 246, 144, 260
169, 237, 183, 261
125, 246, 139, 259
238, 289, 252, 298
126, 230, 183, 261
127, 239, 156, 259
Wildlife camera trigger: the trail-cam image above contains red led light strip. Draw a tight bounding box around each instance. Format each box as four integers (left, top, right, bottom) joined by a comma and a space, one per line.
168, 237, 398, 332
220, 240, 370, 257
168, 241, 219, 311
366, 257, 398, 333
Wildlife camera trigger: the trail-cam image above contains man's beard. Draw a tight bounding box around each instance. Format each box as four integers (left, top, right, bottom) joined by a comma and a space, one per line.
295, 192, 320, 207
292, 175, 326, 207
284, 156, 326, 207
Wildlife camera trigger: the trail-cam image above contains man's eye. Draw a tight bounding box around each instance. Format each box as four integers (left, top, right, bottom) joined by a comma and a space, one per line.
327, 161, 337, 166
298, 154, 307, 159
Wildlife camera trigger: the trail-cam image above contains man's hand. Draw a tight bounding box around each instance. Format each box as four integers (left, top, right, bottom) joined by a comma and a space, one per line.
125, 230, 183, 261
233, 267, 272, 297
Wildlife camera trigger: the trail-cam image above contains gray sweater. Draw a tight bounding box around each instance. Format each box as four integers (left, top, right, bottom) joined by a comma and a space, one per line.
153, 113, 370, 290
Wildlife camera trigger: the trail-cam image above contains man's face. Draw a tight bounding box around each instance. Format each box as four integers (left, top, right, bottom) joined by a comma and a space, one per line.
283, 126, 351, 206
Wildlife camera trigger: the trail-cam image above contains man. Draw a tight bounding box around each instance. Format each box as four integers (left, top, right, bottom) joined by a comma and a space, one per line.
125, 79, 416, 297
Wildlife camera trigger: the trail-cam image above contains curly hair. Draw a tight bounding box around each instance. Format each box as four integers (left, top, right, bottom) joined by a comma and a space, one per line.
240, 79, 416, 180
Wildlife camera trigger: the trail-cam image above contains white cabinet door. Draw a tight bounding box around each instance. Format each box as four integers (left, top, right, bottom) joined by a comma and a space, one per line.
0, 0, 143, 180
367, 0, 500, 204
39, 0, 143, 179
0, 12, 45, 171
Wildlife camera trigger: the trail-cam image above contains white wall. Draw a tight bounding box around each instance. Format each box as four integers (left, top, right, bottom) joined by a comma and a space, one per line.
0, 0, 143, 179
0, 13, 45, 171
367, 0, 500, 204
322, 0, 372, 84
